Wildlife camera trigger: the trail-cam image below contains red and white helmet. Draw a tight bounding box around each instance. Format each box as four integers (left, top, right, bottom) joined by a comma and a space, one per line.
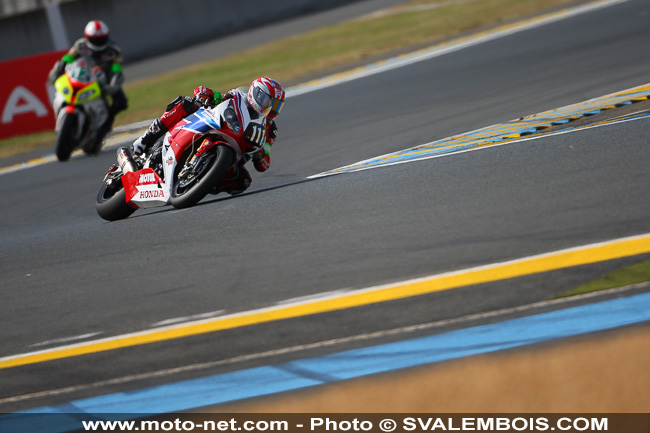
84, 20, 110, 51
247, 77, 285, 118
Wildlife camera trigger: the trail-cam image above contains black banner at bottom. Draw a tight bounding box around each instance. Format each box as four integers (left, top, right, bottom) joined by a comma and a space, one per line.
0, 413, 648, 433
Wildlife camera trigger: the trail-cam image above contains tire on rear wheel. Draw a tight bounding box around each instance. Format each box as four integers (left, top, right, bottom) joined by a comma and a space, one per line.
96, 181, 137, 221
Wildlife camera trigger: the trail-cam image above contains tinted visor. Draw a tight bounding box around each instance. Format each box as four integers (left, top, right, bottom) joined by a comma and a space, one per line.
252, 86, 272, 113
87, 35, 108, 50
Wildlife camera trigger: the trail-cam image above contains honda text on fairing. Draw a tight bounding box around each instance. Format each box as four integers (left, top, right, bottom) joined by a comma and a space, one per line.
52, 57, 111, 161
95, 89, 270, 221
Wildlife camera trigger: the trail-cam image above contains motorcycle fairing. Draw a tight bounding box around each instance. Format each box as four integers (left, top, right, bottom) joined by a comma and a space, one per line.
54, 74, 102, 105
181, 108, 221, 134
121, 168, 168, 208
165, 107, 223, 162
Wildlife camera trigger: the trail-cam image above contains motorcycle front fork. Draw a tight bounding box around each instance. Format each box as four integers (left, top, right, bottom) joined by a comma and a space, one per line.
180, 139, 215, 178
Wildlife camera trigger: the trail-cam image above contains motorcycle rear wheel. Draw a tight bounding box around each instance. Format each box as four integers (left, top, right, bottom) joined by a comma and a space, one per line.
170, 144, 235, 209
96, 180, 137, 221
56, 112, 78, 162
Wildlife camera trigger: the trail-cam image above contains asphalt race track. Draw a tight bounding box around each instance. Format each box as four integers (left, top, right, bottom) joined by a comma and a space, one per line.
1, 0, 649, 417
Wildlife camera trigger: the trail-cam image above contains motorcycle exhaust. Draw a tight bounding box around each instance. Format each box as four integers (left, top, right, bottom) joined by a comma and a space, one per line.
116, 147, 138, 173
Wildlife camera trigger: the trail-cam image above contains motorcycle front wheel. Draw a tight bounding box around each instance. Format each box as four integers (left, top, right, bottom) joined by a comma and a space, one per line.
96, 179, 137, 221
56, 112, 78, 162
170, 144, 235, 209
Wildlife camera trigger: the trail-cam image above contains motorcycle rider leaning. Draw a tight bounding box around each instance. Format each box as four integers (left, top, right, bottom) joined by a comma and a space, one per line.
131, 86, 222, 154
48, 20, 128, 131
131, 77, 284, 196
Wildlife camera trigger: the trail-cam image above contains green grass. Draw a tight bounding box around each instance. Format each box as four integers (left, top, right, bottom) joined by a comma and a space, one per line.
553, 260, 650, 299
1, 0, 580, 158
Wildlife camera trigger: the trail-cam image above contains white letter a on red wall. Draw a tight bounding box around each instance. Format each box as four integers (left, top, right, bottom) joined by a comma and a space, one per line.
2, 86, 48, 124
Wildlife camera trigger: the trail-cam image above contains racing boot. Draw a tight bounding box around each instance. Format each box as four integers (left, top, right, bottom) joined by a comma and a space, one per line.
132, 119, 167, 155
211, 166, 252, 196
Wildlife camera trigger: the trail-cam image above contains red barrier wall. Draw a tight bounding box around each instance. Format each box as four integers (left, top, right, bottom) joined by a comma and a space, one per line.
0, 50, 66, 140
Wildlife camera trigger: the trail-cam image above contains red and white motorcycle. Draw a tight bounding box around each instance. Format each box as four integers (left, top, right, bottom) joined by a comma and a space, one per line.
96, 90, 267, 221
